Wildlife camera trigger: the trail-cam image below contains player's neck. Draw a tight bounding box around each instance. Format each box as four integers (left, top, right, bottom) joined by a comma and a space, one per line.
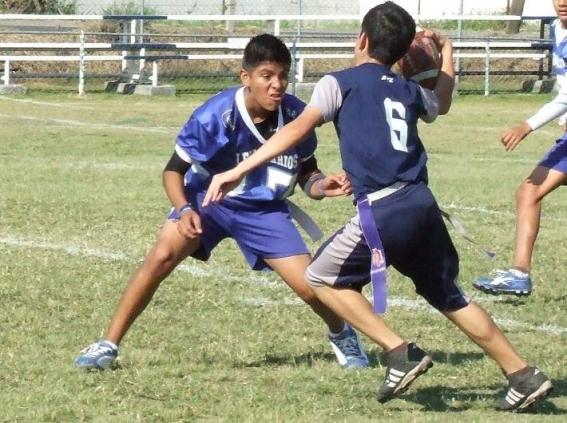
354, 50, 386, 67
355, 57, 387, 67
243, 89, 276, 123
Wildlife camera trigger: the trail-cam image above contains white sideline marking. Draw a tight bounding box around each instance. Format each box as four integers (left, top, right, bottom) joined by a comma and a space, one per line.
441, 203, 567, 222
0, 113, 174, 134
0, 96, 94, 109
429, 153, 536, 165
0, 235, 280, 289
240, 295, 567, 336
1, 235, 565, 337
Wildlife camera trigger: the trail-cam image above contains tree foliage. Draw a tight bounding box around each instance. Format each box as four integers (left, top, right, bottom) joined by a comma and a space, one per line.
0, 0, 77, 14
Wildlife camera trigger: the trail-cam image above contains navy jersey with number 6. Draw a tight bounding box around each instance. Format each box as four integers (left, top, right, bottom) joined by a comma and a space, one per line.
311, 63, 438, 199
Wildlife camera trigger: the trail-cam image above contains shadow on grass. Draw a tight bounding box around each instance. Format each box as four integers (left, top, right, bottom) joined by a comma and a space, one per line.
233, 349, 487, 369
392, 382, 564, 415
234, 351, 339, 368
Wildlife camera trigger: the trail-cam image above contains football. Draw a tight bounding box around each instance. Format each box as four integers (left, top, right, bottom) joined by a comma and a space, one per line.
396, 31, 441, 90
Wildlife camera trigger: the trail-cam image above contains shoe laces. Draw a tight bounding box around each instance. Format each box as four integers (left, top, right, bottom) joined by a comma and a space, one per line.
80, 342, 114, 358
488, 269, 525, 286
333, 332, 363, 358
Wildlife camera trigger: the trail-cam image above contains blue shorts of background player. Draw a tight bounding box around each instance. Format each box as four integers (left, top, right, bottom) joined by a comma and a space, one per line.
74, 34, 369, 372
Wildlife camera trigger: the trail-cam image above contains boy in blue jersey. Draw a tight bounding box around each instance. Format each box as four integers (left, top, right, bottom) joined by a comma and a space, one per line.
475, 0, 567, 296
204, 3, 553, 412
75, 34, 369, 371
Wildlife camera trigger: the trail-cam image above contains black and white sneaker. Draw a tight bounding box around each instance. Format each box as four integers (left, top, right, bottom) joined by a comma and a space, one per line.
496, 366, 553, 412
377, 342, 433, 403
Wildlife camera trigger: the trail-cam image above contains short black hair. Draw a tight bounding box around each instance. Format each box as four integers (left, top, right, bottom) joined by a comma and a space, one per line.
242, 33, 291, 71
361, 1, 416, 65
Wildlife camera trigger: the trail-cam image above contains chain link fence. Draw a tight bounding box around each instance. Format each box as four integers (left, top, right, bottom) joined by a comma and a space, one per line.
0, 6, 556, 97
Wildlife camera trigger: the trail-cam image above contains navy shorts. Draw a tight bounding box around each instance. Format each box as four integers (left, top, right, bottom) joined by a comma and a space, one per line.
538, 134, 567, 174
306, 183, 469, 312
169, 191, 309, 271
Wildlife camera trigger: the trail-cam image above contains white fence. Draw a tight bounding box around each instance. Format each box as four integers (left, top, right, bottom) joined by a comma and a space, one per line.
0, 13, 556, 96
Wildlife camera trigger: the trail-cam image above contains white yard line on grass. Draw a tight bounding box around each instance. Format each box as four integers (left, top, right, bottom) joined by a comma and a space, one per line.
440, 203, 567, 222
1, 234, 565, 336
0, 235, 280, 289
0, 96, 94, 109
0, 113, 175, 134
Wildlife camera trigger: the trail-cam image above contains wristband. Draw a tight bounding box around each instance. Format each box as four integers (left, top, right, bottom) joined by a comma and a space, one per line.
303, 172, 325, 199
178, 203, 193, 216
317, 178, 326, 198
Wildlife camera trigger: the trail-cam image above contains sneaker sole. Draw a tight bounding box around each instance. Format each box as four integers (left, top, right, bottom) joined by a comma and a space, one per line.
473, 284, 531, 297
514, 381, 554, 412
378, 356, 434, 403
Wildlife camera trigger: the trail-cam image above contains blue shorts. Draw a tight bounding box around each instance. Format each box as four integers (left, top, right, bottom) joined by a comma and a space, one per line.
306, 183, 469, 312
169, 191, 309, 271
538, 134, 567, 174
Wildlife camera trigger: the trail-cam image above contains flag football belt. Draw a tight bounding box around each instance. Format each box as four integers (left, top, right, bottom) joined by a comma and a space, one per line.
286, 199, 324, 242
358, 181, 495, 314
357, 181, 407, 314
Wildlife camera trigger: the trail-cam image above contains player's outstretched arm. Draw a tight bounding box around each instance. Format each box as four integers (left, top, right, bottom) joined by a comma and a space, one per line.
203, 107, 324, 205
432, 34, 454, 115
503, 88, 567, 151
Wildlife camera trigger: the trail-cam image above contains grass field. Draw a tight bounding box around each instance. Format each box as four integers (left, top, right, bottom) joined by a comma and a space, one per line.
1, 91, 566, 422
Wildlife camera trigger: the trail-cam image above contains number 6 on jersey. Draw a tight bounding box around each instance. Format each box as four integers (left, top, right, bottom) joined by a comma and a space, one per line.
384, 98, 408, 152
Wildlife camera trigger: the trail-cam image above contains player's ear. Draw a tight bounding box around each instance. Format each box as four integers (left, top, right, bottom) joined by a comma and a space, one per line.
240, 68, 250, 87
356, 31, 368, 54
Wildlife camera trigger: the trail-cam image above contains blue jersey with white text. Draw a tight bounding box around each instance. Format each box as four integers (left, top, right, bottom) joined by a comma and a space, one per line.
329, 63, 428, 198
551, 19, 567, 77
175, 86, 317, 201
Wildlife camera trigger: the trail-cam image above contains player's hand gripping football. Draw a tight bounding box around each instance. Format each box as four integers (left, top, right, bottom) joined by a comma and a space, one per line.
177, 209, 203, 239
203, 168, 245, 206
501, 122, 532, 151
319, 172, 352, 197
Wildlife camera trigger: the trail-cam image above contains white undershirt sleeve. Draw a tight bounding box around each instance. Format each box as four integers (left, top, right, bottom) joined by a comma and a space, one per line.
308, 75, 343, 123
526, 91, 567, 130
418, 86, 440, 123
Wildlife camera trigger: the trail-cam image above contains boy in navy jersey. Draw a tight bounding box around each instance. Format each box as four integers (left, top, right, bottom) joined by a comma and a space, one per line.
204, 3, 553, 412
75, 34, 369, 371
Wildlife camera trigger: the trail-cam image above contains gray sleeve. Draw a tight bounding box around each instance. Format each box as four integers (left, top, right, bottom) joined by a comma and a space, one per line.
418, 86, 439, 124
308, 75, 343, 123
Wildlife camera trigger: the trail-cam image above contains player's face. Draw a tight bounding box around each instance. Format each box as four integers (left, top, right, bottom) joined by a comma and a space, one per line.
241, 61, 289, 113
554, 0, 567, 27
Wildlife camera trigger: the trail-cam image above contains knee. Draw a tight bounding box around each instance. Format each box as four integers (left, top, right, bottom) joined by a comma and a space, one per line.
516, 181, 538, 205
144, 245, 180, 273
293, 283, 319, 305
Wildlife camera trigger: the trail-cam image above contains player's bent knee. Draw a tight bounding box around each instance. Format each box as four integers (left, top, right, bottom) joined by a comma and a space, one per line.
304, 266, 326, 288
516, 181, 538, 203
296, 289, 318, 305
145, 246, 181, 272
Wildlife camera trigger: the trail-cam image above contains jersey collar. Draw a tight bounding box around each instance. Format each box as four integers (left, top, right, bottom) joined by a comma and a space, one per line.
235, 86, 284, 144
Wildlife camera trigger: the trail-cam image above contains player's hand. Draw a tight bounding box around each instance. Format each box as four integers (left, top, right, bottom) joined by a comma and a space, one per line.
501, 122, 532, 151
203, 168, 244, 206
177, 209, 202, 239
422, 30, 452, 53
320, 172, 352, 197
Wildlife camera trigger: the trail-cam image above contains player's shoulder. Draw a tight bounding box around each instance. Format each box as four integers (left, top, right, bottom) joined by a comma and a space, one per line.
191, 86, 238, 121
281, 93, 306, 120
